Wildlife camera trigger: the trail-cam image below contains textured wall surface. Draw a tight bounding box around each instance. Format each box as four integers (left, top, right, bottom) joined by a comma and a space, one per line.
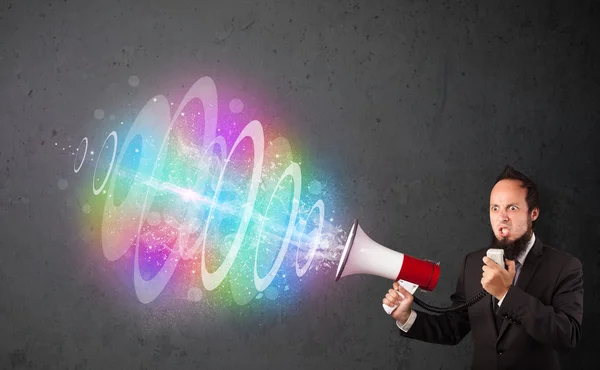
1, 0, 599, 369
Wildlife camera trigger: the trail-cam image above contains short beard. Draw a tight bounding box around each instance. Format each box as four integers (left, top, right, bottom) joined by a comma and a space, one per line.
490, 222, 534, 261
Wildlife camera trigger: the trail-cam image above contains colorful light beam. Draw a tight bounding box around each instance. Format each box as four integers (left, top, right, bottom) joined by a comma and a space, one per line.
69, 76, 345, 307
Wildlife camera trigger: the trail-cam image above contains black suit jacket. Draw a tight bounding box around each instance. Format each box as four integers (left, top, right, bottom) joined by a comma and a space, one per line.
399, 237, 584, 370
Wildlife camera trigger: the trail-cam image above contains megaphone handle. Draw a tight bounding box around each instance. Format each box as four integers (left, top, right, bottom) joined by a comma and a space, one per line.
383, 303, 397, 315
383, 280, 419, 315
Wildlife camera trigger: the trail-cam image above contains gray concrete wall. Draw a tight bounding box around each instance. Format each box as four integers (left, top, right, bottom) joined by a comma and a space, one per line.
1, 0, 598, 369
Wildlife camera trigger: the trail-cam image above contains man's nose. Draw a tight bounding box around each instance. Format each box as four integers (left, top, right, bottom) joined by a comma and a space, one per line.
498, 210, 508, 221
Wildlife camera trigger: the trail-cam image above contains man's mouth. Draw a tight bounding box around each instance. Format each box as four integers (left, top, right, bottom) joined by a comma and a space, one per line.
499, 227, 510, 237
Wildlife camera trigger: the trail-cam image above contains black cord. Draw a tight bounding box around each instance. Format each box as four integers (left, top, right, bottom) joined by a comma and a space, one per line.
412, 290, 489, 314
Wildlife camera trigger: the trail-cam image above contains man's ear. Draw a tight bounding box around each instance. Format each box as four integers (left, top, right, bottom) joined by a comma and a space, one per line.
531, 207, 540, 221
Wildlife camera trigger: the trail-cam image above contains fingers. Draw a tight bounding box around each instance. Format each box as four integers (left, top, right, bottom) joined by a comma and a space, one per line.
481, 266, 493, 281
385, 294, 399, 304
482, 256, 500, 269
382, 298, 396, 307
481, 266, 491, 285
387, 289, 404, 301
383, 292, 400, 307
383, 285, 412, 307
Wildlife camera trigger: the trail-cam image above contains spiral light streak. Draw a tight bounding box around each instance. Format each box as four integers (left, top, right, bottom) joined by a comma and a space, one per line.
73, 76, 342, 306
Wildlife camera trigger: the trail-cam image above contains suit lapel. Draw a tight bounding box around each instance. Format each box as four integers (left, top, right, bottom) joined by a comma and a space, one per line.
514, 237, 544, 292
473, 250, 502, 336
496, 237, 544, 342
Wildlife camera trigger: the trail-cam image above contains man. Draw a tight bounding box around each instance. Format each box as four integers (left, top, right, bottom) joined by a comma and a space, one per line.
383, 165, 584, 370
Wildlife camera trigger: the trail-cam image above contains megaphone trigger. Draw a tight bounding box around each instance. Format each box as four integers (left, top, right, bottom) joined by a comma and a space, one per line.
398, 279, 420, 294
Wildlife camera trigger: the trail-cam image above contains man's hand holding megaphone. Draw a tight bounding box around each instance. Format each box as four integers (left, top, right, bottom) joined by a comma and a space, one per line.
383, 282, 415, 325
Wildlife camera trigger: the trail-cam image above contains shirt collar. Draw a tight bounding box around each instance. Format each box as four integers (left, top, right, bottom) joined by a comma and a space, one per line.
516, 232, 536, 266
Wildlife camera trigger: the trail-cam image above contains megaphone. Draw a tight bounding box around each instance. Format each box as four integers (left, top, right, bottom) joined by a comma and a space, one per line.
335, 219, 440, 314
335, 219, 498, 315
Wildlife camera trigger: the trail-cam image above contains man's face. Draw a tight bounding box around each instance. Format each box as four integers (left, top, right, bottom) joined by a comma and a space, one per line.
489, 179, 539, 242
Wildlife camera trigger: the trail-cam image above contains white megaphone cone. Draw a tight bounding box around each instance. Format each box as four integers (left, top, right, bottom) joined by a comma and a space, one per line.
335, 219, 440, 315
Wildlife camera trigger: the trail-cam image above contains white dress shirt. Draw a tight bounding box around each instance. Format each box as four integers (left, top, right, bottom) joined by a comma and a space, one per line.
397, 233, 536, 332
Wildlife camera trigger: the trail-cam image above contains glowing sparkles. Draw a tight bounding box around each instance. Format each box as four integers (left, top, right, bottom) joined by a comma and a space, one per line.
94, 109, 105, 120
72, 76, 342, 308
188, 287, 203, 302
82, 204, 91, 214
57, 179, 68, 190
128, 75, 140, 87
229, 98, 244, 113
